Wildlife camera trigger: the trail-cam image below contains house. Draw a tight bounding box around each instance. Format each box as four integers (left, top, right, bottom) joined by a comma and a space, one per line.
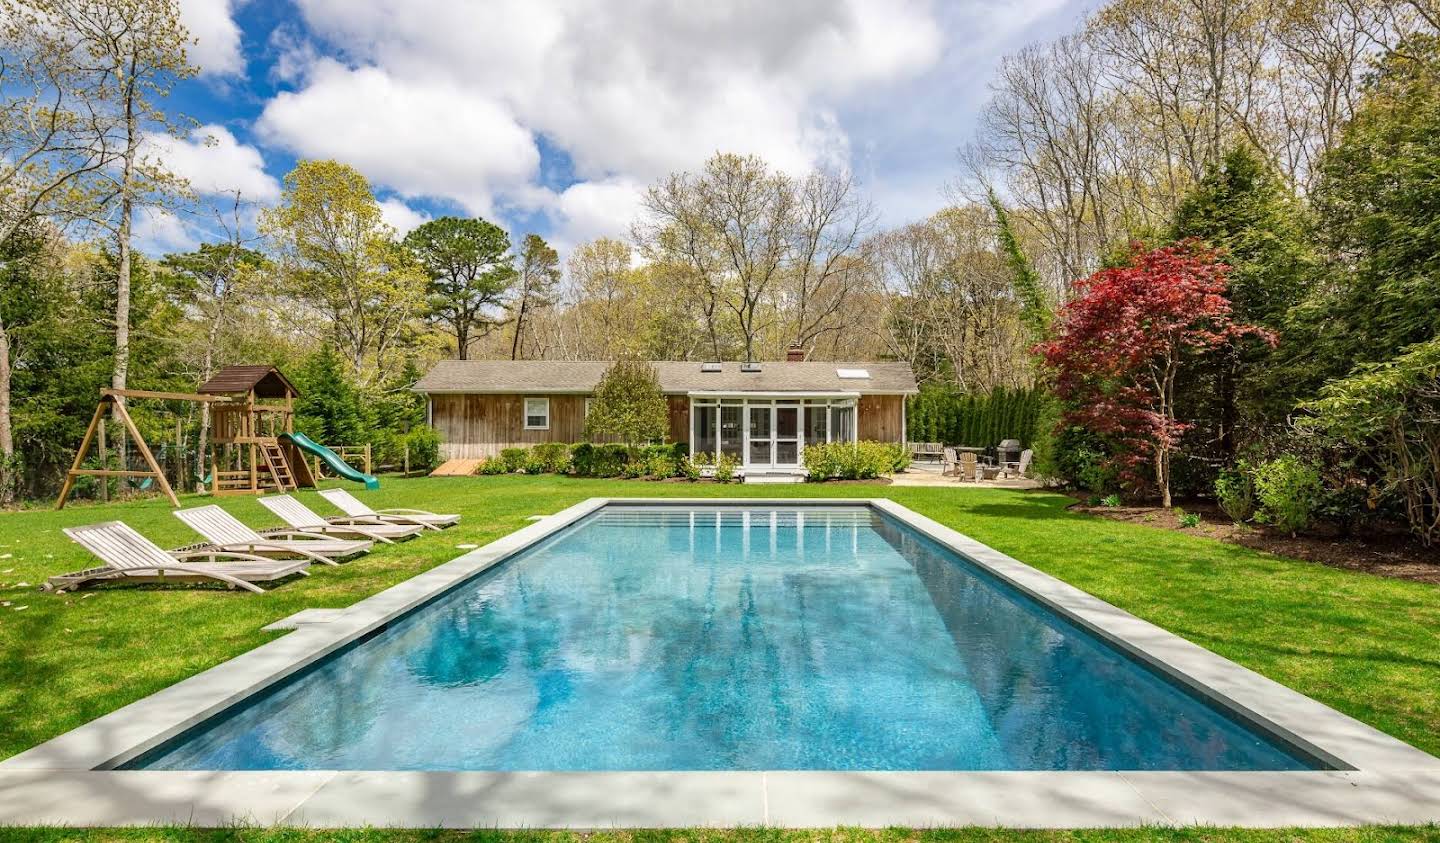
412, 358, 919, 475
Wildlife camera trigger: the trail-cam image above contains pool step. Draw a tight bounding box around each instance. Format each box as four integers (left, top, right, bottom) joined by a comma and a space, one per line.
743, 472, 806, 484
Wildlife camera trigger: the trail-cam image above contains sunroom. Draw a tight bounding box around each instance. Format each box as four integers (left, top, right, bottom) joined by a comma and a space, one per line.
689, 393, 857, 474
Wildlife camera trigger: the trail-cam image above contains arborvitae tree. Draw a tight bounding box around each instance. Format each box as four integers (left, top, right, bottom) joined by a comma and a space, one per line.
293, 347, 366, 446
584, 360, 669, 446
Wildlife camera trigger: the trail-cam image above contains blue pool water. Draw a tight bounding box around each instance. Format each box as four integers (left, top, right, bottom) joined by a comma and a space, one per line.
134, 505, 1314, 771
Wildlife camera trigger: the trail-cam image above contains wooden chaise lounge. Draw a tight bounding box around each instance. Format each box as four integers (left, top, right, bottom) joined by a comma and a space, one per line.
317, 489, 459, 530
46, 522, 310, 593
174, 505, 373, 566
258, 495, 423, 543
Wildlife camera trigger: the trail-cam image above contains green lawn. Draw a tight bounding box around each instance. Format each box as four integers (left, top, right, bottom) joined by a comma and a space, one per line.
0, 477, 1437, 840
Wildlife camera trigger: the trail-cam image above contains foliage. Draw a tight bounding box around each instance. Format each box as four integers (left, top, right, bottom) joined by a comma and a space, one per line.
1303, 35, 1440, 385
1038, 242, 1272, 507
802, 441, 906, 481
525, 442, 570, 475
1172, 144, 1317, 445
906, 385, 1045, 447
261, 160, 426, 383
1100, 494, 1122, 508
498, 448, 529, 473
1215, 462, 1257, 523
1026, 394, 1065, 482
403, 427, 441, 473
404, 216, 516, 360
712, 452, 739, 483
584, 360, 669, 446
1175, 508, 1202, 529
292, 348, 366, 446
477, 456, 507, 475
988, 189, 1050, 345
1302, 338, 1440, 545
509, 234, 560, 360
681, 452, 709, 481
1252, 456, 1323, 535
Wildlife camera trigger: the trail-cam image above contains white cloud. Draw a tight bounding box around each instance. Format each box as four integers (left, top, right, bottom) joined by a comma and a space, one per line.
549, 178, 645, 249
378, 198, 431, 236
254, 0, 943, 230
179, 0, 244, 76
145, 124, 281, 202
132, 207, 199, 254
256, 61, 538, 217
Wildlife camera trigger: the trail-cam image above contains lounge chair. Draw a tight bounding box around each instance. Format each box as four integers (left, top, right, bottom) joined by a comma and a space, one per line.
45, 521, 309, 593
174, 505, 372, 566
1005, 448, 1034, 479
317, 489, 458, 531
258, 495, 422, 543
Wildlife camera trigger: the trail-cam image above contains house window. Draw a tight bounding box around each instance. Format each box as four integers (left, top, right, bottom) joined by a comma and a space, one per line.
524, 397, 550, 430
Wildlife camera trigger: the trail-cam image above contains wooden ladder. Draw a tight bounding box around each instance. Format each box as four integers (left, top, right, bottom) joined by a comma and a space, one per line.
258, 440, 295, 492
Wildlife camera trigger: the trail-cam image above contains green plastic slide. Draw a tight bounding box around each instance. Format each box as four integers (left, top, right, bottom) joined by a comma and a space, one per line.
281, 431, 380, 490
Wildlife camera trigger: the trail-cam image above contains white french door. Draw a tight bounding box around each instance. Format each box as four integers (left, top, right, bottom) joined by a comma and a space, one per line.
745, 402, 801, 469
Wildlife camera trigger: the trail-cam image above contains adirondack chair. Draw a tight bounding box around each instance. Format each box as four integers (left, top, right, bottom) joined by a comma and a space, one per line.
45, 522, 309, 593
958, 450, 979, 482
317, 489, 458, 530
258, 495, 422, 543
174, 505, 372, 566
941, 447, 959, 476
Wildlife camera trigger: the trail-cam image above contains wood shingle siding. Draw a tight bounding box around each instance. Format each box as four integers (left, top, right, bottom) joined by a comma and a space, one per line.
859, 395, 904, 442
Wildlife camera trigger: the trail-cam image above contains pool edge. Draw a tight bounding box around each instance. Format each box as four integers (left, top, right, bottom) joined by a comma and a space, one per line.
2, 496, 1438, 829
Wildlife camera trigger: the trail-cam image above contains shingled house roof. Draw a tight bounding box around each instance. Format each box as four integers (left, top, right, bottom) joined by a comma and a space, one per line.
412, 360, 918, 395
197, 365, 299, 398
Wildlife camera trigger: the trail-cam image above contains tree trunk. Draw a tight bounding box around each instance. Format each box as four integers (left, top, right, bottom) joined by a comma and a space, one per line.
111, 70, 139, 475
0, 314, 13, 506
510, 293, 528, 360
456, 322, 469, 360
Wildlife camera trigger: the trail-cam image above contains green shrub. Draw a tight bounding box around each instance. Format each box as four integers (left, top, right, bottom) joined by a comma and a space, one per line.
621, 459, 648, 479
681, 452, 709, 481
522, 452, 548, 474
713, 453, 739, 483
477, 457, 507, 475
1214, 462, 1256, 523
1100, 493, 1122, 508
802, 441, 905, 481
570, 443, 596, 476
1175, 508, 1202, 529
645, 453, 677, 479
1253, 455, 1322, 535
595, 444, 629, 478
403, 427, 441, 473
531, 442, 572, 474
499, 447, 529, 473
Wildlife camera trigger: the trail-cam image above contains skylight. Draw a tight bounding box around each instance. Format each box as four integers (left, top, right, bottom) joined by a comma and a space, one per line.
740, 362, 762, 373
700, 362, 722, 372
837, 368, 871, 379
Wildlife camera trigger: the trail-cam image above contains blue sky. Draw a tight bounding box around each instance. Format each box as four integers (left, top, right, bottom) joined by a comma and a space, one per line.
141, 0, 1092, 257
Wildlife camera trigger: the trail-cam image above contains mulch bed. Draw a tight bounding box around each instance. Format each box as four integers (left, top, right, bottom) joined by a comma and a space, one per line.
1066, 494, 1440, 584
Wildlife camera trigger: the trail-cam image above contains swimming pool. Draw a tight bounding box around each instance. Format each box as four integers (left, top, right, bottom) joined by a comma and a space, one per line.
131, 504, 1314, 772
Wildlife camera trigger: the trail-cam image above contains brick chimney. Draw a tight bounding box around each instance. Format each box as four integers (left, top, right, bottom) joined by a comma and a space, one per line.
786, 343, 806, 362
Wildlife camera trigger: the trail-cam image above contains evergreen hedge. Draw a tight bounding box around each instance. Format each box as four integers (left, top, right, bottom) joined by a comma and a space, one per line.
905, 385, 1045, 448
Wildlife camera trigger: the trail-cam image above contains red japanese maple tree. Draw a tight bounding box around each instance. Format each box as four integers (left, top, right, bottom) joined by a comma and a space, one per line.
1037, 241, 1273, 506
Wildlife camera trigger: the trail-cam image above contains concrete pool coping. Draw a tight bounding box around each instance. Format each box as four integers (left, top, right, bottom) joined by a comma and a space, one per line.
3, 496, 1438, 828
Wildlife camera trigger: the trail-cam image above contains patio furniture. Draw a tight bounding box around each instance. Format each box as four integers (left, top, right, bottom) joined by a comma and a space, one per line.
1001, 446, 1034, 479
941, 447, 959, 476
910, 442, 944, 463
997, 438, 1022, 465
174, 505, 372, 566
317, 488, 459, 531
45, 521, 310, 593
958, 451, 979, 482
258, 495, 422, 543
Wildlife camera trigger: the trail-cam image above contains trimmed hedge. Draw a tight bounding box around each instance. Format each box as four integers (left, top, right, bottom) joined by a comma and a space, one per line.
906, 385, 1044, 447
